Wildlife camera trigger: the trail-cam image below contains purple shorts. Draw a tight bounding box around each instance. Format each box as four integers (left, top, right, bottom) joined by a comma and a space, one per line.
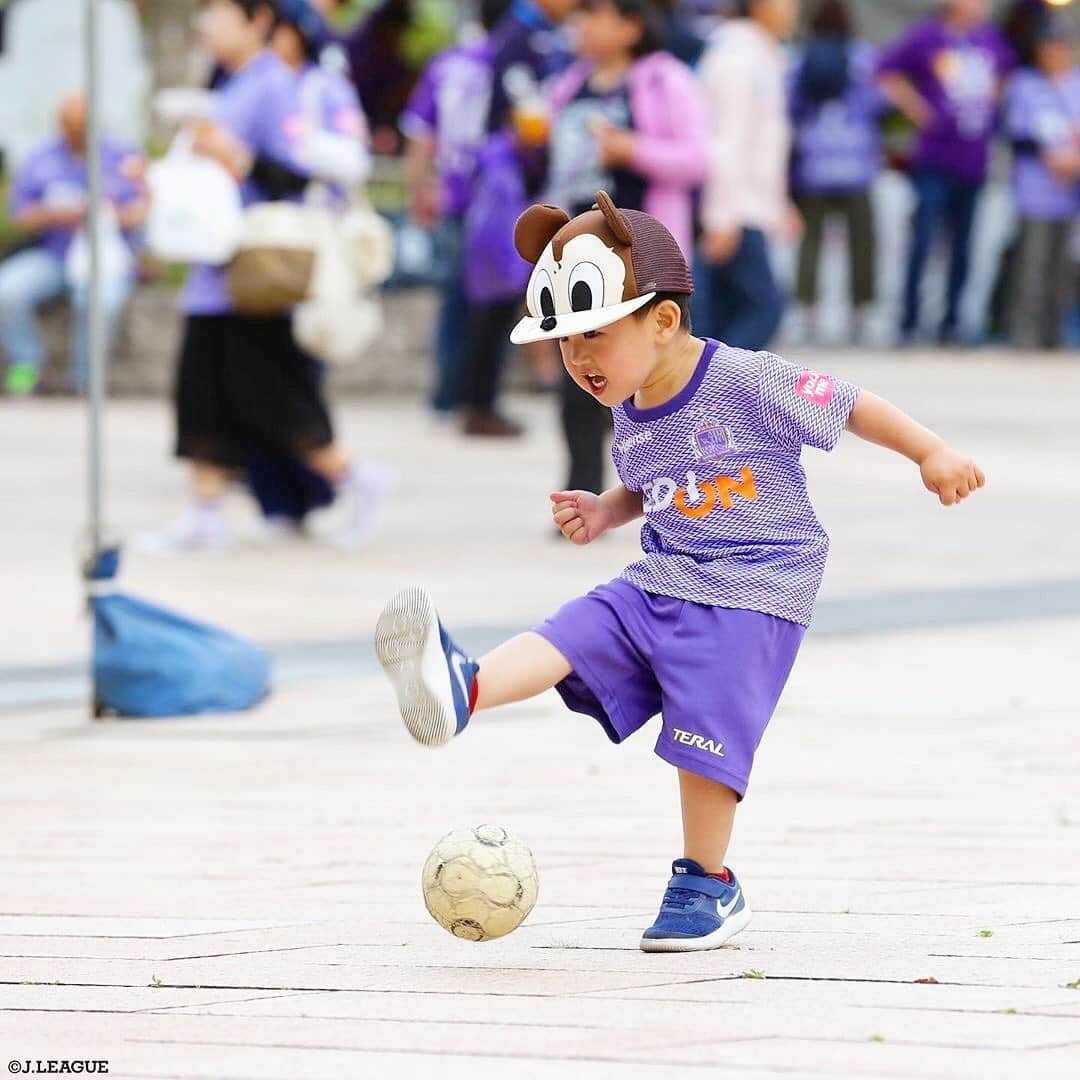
535, 579, 805, 798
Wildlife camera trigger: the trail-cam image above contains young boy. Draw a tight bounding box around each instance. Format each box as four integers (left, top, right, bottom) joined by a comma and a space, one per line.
376, 192, 985, 953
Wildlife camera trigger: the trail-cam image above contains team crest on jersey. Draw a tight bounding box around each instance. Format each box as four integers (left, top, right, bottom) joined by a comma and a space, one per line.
691, 417, 736, 462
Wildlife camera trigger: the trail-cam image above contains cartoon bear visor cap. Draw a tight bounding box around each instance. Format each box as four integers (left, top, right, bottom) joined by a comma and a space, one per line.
510, 191, 694, 345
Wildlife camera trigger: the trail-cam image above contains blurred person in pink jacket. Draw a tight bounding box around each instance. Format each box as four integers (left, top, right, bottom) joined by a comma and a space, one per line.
545, 0, 708, 497
697, 0, 800, 350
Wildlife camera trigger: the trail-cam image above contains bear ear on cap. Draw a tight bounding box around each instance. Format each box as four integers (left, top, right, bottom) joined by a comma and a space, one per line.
514, 204, 571, 263
593, 190, 633, 247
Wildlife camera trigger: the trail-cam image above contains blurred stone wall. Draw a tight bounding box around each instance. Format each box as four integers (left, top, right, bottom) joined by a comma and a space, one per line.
36, 286, 445, 397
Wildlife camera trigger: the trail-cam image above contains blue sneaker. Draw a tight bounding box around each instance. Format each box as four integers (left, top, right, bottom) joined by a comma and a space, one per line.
375, 587, 479, 747
640, 859, 752, 953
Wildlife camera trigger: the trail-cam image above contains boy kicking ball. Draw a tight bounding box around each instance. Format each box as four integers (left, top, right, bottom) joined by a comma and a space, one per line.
376, 192, 985, 953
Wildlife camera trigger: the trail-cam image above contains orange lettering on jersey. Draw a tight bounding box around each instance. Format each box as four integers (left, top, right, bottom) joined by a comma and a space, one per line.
672, 466, 758, 520
674, 480, 717, 519
714, 466, 758, 510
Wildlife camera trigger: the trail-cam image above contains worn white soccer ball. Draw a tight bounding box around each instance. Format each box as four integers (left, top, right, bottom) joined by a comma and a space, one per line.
422, 825, 539, 941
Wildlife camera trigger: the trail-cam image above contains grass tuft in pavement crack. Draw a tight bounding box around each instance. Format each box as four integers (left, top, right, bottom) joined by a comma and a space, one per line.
978, 929, 994, 938
742, 969, 766, 980
149, 975, 162, 988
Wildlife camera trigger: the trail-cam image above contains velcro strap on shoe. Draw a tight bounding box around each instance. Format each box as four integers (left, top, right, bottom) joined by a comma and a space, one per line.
666, 874, 729, 899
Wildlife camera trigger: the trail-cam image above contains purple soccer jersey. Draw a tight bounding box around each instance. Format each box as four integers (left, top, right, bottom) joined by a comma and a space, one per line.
1005, 66, 1080, 221
183, 50, 309, 316
877, 17, 1015, 184
400, 44, 494, 218
611, 340, 860, 627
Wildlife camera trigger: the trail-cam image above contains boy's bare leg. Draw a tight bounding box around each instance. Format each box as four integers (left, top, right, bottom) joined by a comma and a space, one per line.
474, 632, 572, 711
640, 771, 747, 953
376, 589, 571, 747
678, 769, 738, 874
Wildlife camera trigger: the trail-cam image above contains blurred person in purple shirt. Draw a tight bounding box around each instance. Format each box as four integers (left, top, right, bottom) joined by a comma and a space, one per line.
878, 0, 1015, 344
1003, 12, 1080, 349
0, 93, 147, 396
789, 0, 884, 345
400, 0, 511, 417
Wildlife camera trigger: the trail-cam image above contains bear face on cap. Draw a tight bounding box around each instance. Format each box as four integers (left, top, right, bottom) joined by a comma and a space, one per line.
510, 191, 691, 345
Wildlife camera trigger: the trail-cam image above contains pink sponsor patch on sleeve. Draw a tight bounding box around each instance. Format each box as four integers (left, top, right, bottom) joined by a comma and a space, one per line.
795, 370, 835, 407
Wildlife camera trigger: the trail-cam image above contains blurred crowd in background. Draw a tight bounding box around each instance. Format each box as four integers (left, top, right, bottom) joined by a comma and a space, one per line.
0, 0, 1078, 548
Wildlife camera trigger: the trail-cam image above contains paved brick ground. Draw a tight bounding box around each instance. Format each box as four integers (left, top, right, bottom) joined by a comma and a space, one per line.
0, 353, 1077, 1077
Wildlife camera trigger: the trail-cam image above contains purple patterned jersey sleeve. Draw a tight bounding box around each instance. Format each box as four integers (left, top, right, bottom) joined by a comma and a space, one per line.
757, 353, 860, 452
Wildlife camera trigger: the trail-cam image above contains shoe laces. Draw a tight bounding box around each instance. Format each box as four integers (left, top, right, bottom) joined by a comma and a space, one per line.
660, 886, 700, 913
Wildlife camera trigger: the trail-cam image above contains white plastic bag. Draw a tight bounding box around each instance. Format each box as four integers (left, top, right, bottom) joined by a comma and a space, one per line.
145, 132, 243, 264
65, 206, 133, 290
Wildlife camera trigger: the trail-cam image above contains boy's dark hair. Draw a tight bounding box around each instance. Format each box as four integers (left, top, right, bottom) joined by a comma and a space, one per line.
635, 292, 693, 334
579, 0, 669, 58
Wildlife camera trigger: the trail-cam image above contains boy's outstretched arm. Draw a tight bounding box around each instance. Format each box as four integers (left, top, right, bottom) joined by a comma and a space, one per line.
846, 391, 986, 507
550, 485, 644, 545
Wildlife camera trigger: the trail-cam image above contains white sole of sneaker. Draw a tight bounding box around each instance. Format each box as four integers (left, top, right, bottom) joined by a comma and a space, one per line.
639, 903, 753, 953
375, 586, 457, 748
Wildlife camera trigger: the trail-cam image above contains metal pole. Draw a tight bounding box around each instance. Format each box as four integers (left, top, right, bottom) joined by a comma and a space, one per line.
85, 0, 104, 562
85, 0, 105, 719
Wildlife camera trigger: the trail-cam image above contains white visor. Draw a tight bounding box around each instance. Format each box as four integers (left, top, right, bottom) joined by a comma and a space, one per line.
510, 292, 656, 345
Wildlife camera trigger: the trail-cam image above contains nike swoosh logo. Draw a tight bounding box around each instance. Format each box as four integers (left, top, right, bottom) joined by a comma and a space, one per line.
449, 651, 471, 708
717, 890, 742, 918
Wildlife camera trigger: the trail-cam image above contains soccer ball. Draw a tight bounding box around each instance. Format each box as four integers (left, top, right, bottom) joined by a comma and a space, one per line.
422, 825, 539, 941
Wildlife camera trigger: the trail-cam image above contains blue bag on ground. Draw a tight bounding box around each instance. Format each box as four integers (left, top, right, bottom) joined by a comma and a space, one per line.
90, 549, 271, 718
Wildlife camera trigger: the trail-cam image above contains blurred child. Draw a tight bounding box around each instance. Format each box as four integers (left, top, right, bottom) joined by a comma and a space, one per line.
545, 0, 706, 494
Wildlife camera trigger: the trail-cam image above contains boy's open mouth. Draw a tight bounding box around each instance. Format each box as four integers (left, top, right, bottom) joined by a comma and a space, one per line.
584, 372, 608, 395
